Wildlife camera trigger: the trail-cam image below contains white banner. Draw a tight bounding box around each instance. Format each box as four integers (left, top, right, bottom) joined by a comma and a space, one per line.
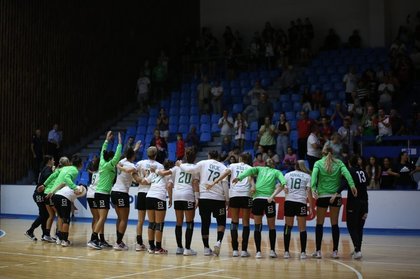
1, 185, 419, 229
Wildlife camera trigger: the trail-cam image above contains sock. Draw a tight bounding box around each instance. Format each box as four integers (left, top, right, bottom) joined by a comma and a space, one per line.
175, 225, 183, 248
156, 241, 162, 249
56, 231, 61, 240
242, 226, 250, 251
269, 229, 276, 250
230, 222, 239, 250
185, 222, 194, 250
91, 232, 99, 242
137, 235, 143, 245
100, 234, 105, 242
61, 232, 69, 241
300, 231, 307, 253
315, 224, 323, 251
283, 225, 292, 252
217, 231, 224, 242
202, 237, 209, 248
117, 231, 124, 244
254, 230, 261, 252
332, 224, 340, 251
45, 229, 51, 237
149, 240, 155, 250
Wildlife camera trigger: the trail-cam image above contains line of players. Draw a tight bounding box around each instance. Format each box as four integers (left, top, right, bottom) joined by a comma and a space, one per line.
27, 131, 368, 260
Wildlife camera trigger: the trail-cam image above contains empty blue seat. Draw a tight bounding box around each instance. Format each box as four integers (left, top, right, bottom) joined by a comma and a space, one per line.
190, 115, 199, 126
319, 75, 329, 84
240, 79, 251, 88
233, 104, 243, 114
291, 94, 301, 102
280, 95, 290, 102
290, 131, 298, 150
169, 117, 178, 125
200, 132, 211, 142
322, 83, 332, 92
211, 123, 221, 133
179, 115, 189, 125
190, 106, 198, 115
169, 124, 178, 134
211, 114, 219, 123
168, 142, 177, 161
285, 111, 295, 120
137, 117, 148, 126
261, 78, 272, 88
230, 80, 240, 88
249, 121, 259, 132
200, 124, 211, 133
178, 124, 189, 134
289, 120, 297, 130
179, 107, 189, 116
231, 88, 240, 96
281, 102, 292, 111
308, 110, 320, 120
149, 108, 159, 117
200, 115, 210, 123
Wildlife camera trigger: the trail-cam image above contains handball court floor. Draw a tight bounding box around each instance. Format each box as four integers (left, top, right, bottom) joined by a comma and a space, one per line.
0, 218, 420, 279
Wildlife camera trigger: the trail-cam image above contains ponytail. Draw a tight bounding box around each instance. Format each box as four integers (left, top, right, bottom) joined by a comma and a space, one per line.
322, 146, 336, 174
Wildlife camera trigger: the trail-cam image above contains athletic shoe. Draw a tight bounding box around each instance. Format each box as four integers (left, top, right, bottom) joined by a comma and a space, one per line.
183, 249, 197, 256
135, 244, 147, 251
113, 242, 129, 251
350, 250, 355, 256
300, 252, 307, 260
41, 235, 55, 243
232, 250, 239, 257
87, 240, 102, 250
204, 247, 213, 256
312, 251, 322, 259
56, 238, 62, 245
269, 250, 278, 258
61, 240, 71, 247
99, 241, 113, 248
148, 247, 156, 254
332, 250, 339, 259
353, 251, 362, 260
241, 251, 250, 257
176, 247, 184, 255
25, 231, 37, 241
255, 252, 262, 259
213, 241, 221, 256
283, 251, 290, 259
154, 248, 168, 254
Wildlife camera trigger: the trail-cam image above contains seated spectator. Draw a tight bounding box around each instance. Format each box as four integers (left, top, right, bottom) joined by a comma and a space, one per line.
323, 132, 344, 161
253, 153, 266, 167
267, 149, 281, 166
255, 145, 268, 161
211, 81, 223, 115
228, 146, 241, 162
247, 80, 266, 106
380, 157, 397, 190
243, 101, 258, 123
150, 129, 167, 164
225, 155, 237, 167
348, 29, 361, 48
312, 89, 325, 110
316, 106, 331, 125
343, 66, 359, 103
394, 151, 416, 190
301, 88, 313, 112
359, 105, 378, 136
234, 113, 248, 151
186, 126, 199, 150
331, 103, 346, 131
377, 108, 392, 137
366, 156, 382, 190
218, 110, 234, 141
279, 64, 298, 91
176, 133, 185, 160
282, 146, 297, 170
156, 108, 169, 142
257, 92, 273, 126
319, 116, 334, 141
389, 109, 405, 135
197, 76, 211, 114
221, 136, 234, 161
258, 117, 276, 152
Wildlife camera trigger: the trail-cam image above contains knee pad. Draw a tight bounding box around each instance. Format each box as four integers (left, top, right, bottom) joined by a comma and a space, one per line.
148, 222, 156, 230
186, 222, 194, 230
216, 215, 226, 227
230, 222, 239, 230
155, 222, 164, 232
255, 223, 263, 232
62, 218, 70, 225
284, 225, 293, 235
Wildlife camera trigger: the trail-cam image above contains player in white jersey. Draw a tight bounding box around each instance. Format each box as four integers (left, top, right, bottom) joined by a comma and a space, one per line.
207, 153, 254, 257
140, 162, 173, 254
157, 147, 199, 256
178, 150, 229, 256
282, 160, 314, 259
134, 146, 164, 251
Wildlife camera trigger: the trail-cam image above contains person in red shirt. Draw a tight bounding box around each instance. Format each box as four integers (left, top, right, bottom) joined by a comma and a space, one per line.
297, 111, 314, 159
176, 133, 185, 160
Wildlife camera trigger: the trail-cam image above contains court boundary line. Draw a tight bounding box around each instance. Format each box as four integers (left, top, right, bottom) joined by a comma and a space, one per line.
329, 259, 363, 279
175, 270, 225, 279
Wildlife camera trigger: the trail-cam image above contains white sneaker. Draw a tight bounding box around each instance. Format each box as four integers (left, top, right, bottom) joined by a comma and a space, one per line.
300, 252, 307, 259
332, 250, 339, 259
113, 242, 129, 251
204, 247, 213, 256
61, 240, 71, 247
147, 247, 156, 254
213, 241, 221, 256
176, 247, 184, 255
41, 235, 55, 243
87, 240, 102, 250
232, 250, 239, 257
241, 251, 250, 257
283, 251, 290, 259
269, 250, 277, 258
135, 243, 147, 251
255, 251, 262, 259
183, 249, 197, 256
56, 238, 62, 245
353, 251, 362, 260
312, 251, 322, 259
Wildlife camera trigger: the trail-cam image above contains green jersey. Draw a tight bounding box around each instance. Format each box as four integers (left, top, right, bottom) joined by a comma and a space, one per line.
43, 168, 63, 194
311, 156, 355, 197
95, 140, 122, 194
238, 166, 286, 199
49, 166, 79, 193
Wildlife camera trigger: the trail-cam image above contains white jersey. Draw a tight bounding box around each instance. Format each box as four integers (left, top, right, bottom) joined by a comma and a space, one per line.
135, 159, 164, 193
171, 165, 198, 202
180, 159, 228, 201
228, 162, 252, 198
87, 171, 99, 199
112, 158, 136, 193
56, 186, 78, 203
145, 173, 169, 201
284, 170, 311, 204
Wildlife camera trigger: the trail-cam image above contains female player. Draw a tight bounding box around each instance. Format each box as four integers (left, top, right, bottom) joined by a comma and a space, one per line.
25, 155, 54, 241
207, 153, 254, 257
283, 160, 314, 259
233, 158, 286, 259
157, 147, 199, 256
134, 146, 164, 251
88, 131, 122, 250
311, 146, 357, 259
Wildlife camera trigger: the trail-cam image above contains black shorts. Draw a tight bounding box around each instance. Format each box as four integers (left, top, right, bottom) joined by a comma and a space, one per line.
146, 197, 166, 211
252, 199, 276, 218
44, 195, 54, 206
95, 192, 111, 209
316, 196, 342, 208
174, 200, 195, 211
198, 199, 226, 218
33, 192, 45, 204
136, 192, 147, 210
229, 196, 253, 209
87, 198, 98, 209
53, 194, 71, 220
111, 191, 130, 208
284, 200, 307, 217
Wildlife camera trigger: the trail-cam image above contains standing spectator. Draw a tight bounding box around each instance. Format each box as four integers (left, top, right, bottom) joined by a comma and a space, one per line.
297, 111, 314, 160
306, 124, 322, 170
156, 108, 169, 142
47, 124, 62, 163
359, 105, 378, 136
378, 75, 395, 94
150, 129, 167, 164
366, 156, 381, 190
136, 70, 151, 112
323, 133, 344, 161
31, 128, 44, 179
186, 126, 199, 151
380, 157, 398, 190
197, 76, 211, 114
218, 110, 234, 141
247, 80, 266, 107
176, 133, 185, 160
338, 116, 358, 156
348, 30, 362, 48
234, 113, 248, 151
343, 66, 358, 104
319, 116, 334, 142
331, 103, 346, 131
394, 152, 416, 190
258, 117, 276, 152
211, 81, 223, 115
275, 112, 290, 160
377, 108, 392, 137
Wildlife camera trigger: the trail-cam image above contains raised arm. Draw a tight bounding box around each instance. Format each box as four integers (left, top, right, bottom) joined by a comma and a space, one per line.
101, 131, 112, 161
110, 132, 123, 167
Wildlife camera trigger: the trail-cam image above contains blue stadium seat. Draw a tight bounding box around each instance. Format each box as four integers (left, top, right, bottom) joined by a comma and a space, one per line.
231, 88, 240, 97
148, 117, 156, 126
137, 117, 148, 127
211, 114, 219, 123
200, 124, 211, 133
178, 124, 189, 134
281, 102, 292, 111
261, 78, 272, 88
169, 117, 178, 125
200, 132, 211, 142
200, 115, 210, 123
291, 94, 301, 102
168, 142, 177, 161
289, 120, 297, 130
211, 123, 221, 133
179, 107, 189, 116
169, 107, 179, 116
308, 110, 320, 120
230, 80, 240, 89
189, 115, 199, 126
146, 125, 155, 134
290, 131, 298, 150
285, 111, 295, 120
149, 108, 159, 117
240, 79, 251, 88
322, 83, 332, 92
78, 171, 89, 186
179, 115, 189, 125
319, 75, 329, 84
190, 106, 198, 115
169, 124, 178, 134
280, 95, 290, 102
249, 121, 259, 132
